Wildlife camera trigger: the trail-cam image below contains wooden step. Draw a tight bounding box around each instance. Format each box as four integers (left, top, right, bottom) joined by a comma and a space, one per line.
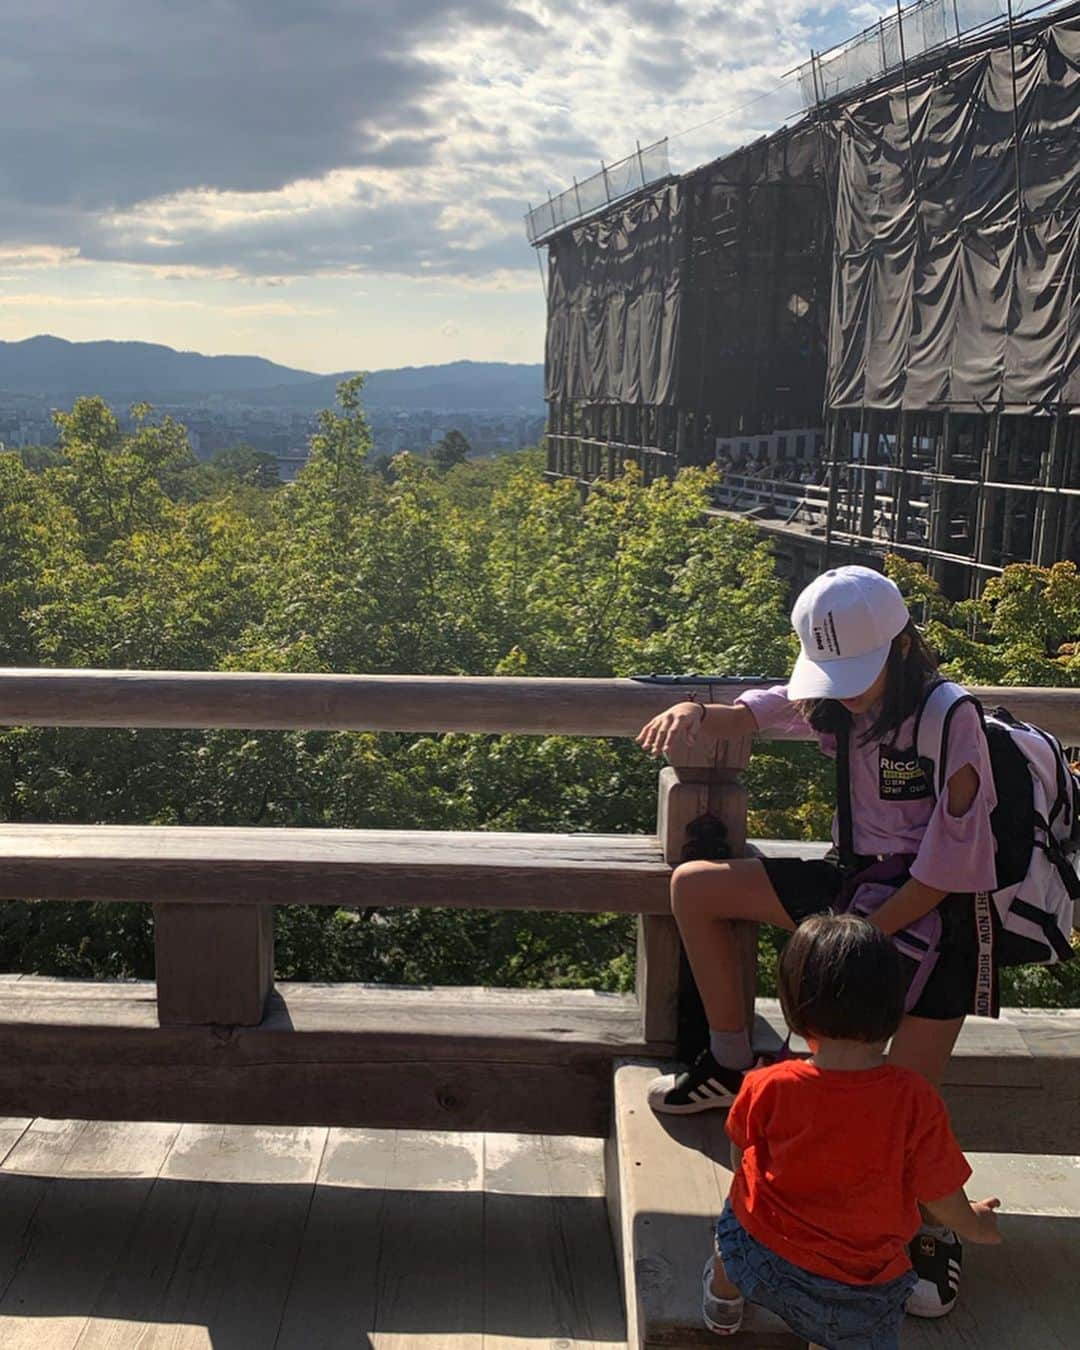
606, 1060, 805, 1349
607, 1032, 1080, 1350
905, 1150, 1080, 1349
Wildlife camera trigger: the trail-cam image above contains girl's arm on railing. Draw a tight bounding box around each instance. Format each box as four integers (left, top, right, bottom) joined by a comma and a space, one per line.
637, 701, 757, 760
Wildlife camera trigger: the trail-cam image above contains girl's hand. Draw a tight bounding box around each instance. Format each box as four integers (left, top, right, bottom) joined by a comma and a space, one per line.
636, 701, 705, 760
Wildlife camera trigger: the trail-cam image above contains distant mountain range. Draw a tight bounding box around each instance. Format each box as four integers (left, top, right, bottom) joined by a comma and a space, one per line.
0, 336, 545, 413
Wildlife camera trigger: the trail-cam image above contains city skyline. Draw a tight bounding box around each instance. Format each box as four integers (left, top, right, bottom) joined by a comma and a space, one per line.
0, 2, 880, 372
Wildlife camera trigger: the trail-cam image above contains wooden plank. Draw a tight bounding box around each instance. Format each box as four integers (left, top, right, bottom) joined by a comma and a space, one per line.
747, 839, 832, 861
964, 1152, 1080, 1218
275, 1128, 409, 1350
0, 984, 644, 1135
369, 1130, 484, 1349
287, 1129, 485, 1350
0, 825, 672, 914
154, 902, 274, 1026
0, 1120, 180, 1350
0, 1117, 31, 1164
608, 1061, 803, 1348
0, 979, 645, 1043
482, 1133, 625, 1349
282, 1127, 621, 1350
904, 1212, 1079, 1349
3, 1118, 181, 1179
72, 1123, 326, 1350
0, 985, 1073, 1143
0, 670, 738, 737
0, 668, 1075, 743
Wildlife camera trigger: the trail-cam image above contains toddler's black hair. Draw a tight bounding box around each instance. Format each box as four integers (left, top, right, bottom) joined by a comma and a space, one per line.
778, 913, 905, 1044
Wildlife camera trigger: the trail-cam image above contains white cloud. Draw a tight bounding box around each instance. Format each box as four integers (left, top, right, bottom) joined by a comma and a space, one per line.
0, 1, 866, 286
0, 2, 879, 364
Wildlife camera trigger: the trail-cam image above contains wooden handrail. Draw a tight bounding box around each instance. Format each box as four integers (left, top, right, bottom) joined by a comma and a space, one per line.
1, 668, 1079, 740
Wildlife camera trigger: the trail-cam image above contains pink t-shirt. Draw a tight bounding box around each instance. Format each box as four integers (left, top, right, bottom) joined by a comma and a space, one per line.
737, 683, 998, 894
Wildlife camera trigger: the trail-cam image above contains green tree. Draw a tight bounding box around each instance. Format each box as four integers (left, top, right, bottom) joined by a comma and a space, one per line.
1, 382, 1077, 1006
430, 428, 471, 471
211, 443, 282, 489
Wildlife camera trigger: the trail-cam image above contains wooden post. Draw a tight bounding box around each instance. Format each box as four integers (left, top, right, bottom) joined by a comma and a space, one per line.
858, 411, 879, 542
972, 412, 1000, 596
824, 410, 841, 565
1034, 412, 1064, 566
639, 702, 753, 1052
929, 410, 954, 583
154, 904, 274, 1027
892, 410, 911, 545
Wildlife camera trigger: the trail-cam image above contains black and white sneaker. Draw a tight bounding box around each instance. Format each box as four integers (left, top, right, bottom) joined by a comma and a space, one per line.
906, 1226, 962, 1318
646, 1050, 751, 1115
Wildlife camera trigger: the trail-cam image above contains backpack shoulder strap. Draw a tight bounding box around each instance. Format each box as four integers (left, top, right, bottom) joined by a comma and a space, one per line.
835, 707, 855, 870
913, 679, 983, 800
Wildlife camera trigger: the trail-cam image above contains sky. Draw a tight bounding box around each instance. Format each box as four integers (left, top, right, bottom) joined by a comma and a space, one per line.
0, 1, 891, 373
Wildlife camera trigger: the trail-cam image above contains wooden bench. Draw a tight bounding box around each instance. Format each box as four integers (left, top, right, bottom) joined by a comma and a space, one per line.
0, 823, 671, 1025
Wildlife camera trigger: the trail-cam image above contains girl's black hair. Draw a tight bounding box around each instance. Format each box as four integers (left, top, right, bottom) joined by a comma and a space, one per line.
778, 913, 905, 1044
795, 620, 938, 745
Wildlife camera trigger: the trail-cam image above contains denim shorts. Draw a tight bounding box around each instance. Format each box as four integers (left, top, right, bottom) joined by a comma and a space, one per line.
715, 1201, 917, 1350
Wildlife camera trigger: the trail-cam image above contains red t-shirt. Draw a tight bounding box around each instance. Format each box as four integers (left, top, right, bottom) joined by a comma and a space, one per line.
727, 1060, 971, 1285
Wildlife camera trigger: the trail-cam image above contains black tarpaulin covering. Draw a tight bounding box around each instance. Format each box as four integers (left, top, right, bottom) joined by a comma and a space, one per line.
681, 124, 832, 432
829, 17, 1080, 410
544, 182, 684, 406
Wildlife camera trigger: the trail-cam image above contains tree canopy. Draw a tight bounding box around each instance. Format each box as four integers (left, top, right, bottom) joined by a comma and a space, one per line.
0, 383, 1077, 1005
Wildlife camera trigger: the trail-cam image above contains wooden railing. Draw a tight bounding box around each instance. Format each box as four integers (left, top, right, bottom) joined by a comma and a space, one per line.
0, 668, 1078, 1134
3, 667, 1078, 738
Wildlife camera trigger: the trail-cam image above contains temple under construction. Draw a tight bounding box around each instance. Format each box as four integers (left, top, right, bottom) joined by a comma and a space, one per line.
534, 1, 1080, 596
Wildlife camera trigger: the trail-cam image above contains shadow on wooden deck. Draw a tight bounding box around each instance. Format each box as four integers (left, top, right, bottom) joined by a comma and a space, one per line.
0, 1122, 627, 1349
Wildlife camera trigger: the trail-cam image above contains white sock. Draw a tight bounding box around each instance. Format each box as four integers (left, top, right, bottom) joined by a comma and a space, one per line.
708, 1028, 753, 1071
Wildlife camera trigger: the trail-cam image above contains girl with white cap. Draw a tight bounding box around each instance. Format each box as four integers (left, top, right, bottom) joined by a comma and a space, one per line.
637, 565, 998, 1321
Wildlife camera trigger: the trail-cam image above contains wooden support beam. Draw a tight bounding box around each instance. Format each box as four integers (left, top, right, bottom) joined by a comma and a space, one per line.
929, 410, 955, 583
154, 903, 274, 1026
642, 705, 753, 1055
1034, 412, 1065, 566
892, 410, 911, 546
973, 412, 1001, 595
0, 980, 652, 1137
858, 410, 879, 541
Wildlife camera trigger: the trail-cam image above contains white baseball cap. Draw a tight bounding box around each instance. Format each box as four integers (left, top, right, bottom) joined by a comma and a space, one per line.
787, 566, 911, 701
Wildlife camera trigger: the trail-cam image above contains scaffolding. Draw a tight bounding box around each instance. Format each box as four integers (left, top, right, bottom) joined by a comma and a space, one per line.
544, 122, 833, 488
538, 2, 1080, 597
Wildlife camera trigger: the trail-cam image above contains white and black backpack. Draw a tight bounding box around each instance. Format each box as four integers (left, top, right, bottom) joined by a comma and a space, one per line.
914, 680, 1080, 971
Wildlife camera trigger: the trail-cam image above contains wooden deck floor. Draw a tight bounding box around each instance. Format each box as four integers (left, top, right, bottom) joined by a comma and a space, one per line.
0, 1119, 627, 1349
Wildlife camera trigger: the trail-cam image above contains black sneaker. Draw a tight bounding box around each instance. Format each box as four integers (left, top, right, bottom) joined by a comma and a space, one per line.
646, 1050, 751, 1115
906, 1226, 962, 1318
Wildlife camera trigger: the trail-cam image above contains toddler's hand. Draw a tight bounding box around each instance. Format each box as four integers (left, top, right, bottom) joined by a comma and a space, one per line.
968, 1197, 1002, 1245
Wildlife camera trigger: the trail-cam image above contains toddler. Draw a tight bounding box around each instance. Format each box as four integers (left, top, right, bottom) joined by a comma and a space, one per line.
704, 914, 1001, 1348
